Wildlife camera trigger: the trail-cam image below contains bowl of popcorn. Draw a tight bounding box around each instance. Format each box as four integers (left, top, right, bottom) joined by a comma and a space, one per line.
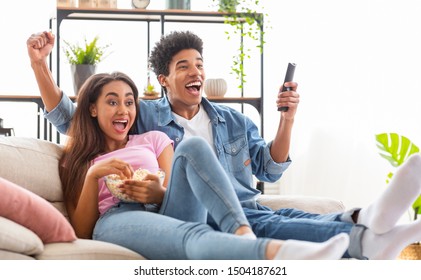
104, 168, 165, 202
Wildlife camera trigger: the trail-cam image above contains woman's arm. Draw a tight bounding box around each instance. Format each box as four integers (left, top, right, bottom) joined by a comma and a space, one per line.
157, 144, 174, 188
26, 31, 63, 112
120, 144, 174, 204
68, 158, 134, 239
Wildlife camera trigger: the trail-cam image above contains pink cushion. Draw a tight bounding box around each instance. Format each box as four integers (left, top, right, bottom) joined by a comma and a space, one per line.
0, 177, 76, 244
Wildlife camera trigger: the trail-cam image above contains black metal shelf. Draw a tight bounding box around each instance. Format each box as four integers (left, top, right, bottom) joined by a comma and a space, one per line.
50, 7, 264, 136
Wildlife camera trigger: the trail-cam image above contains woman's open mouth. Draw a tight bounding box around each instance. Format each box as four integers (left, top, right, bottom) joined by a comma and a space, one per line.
112, 119, 128, 132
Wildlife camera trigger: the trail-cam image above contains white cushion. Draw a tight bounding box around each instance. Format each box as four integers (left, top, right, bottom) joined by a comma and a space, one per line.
0, 216, 43, 255
257, 194, 345, 214
36, 239, 144, 260
0, 137, 68, 218
0, 250, 35, 260
0, 137, 63, 201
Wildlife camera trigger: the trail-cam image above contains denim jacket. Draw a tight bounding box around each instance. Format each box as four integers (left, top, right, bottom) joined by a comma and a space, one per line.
46, 94, 291, 209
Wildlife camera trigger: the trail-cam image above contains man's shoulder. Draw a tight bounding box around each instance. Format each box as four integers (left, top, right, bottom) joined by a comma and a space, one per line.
140, 97, 162, 107
205, 100, 246, 119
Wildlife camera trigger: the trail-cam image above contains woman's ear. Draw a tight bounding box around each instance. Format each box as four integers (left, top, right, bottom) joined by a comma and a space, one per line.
89, 104, 97, 117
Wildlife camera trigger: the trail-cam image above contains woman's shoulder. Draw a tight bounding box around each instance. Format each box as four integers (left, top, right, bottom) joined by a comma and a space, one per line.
128, 131, 171, 144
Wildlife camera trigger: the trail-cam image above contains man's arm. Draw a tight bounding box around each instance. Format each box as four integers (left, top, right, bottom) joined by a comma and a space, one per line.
271, 81, 299, 163
26, 31, 63, 113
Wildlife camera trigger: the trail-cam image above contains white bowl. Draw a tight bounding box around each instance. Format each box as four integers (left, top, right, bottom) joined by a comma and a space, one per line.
104, 168, 165, 202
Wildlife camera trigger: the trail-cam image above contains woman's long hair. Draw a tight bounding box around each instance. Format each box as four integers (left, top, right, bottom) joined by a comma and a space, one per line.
59, 72, 139, 207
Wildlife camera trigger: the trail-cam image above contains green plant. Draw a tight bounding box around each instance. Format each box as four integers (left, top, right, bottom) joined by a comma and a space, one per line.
145, 83, 155, 93
143, 76, 159, 96
212, 0, 268, 89
63, 36, 110, 65
375, 132, 421, 219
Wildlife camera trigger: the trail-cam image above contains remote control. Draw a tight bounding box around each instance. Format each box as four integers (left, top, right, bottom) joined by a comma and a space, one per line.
278, 63, 296, 112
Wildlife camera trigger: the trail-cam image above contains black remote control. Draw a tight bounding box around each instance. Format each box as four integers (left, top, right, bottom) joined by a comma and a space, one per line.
278, 63, 296, 112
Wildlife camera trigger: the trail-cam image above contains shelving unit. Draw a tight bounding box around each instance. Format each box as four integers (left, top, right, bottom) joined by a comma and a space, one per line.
50, 7, 265, 136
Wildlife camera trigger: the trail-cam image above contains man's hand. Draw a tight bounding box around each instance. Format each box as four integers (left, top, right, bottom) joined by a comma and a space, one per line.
276, 81, 300, 120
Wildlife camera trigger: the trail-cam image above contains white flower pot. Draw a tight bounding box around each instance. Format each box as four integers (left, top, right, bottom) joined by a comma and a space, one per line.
204, 78, 227, 97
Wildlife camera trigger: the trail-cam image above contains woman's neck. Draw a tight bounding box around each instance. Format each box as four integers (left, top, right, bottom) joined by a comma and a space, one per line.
104, 136, 129, 153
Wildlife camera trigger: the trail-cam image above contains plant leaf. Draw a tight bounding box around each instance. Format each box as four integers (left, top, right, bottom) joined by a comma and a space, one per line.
375, 133, 419, 167
63, 36, 110, 65
375, 132, 420, 214
412, 196, 421, 215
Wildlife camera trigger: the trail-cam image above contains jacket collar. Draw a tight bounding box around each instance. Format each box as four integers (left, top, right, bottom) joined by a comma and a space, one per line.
157, 95, 226, 126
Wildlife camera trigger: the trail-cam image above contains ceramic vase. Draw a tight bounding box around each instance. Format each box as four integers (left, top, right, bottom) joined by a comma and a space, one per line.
166, 0, 190, 10
219, 0, 239, 12
204, 78, 228, 97
71, 64, 96, 95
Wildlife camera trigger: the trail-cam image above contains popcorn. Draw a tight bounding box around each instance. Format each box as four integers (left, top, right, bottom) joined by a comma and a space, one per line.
104, 176, 137, 203
104, 168, 165, 202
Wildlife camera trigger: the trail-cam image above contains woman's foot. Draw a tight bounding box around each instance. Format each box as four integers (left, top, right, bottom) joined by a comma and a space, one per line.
271, 233, 350, 260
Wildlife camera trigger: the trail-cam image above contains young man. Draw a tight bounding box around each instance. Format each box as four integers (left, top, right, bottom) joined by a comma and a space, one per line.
27, 30, 421, 259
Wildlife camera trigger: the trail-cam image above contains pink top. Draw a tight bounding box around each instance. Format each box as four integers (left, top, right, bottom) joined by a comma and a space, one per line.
94, 131, 173, 215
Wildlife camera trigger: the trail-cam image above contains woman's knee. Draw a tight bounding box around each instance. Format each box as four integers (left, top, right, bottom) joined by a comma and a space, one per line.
176, 136, 211, 154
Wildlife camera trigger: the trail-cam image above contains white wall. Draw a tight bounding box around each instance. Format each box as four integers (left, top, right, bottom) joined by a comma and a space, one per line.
1, 0, 421, 220
262, 0, 421, 221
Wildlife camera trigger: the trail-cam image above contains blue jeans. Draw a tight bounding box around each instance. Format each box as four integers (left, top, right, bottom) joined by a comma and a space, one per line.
93, 137, 270, 259
245, 204, 356, 258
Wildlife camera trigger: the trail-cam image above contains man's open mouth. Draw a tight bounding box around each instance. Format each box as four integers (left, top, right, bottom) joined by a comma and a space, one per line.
185, 81, 202, 91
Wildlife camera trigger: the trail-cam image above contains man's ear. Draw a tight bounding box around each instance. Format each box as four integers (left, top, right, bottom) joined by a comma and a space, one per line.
90, 104, 97, 117
158, 74, 167, 87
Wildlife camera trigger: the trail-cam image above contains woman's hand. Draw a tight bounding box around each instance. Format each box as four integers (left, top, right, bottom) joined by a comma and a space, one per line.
120, 174, 166, 204
86, 157, 134, 182
27, 31, 55, 64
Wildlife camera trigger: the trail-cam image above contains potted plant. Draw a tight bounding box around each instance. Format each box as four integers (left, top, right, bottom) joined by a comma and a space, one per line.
375, 132, 421, 259
212, 0, 267, 90
63, 36, 110, 95
166, 0, 190, 10
143, 77, 159, 97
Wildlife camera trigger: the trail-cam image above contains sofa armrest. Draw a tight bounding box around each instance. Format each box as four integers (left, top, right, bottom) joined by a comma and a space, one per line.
257, 194, 345, 214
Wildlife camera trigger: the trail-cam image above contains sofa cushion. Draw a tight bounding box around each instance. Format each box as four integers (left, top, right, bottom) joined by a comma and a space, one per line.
0, 250, 35, 260
37, 239, 144, 260
0, 176, 76, 244
257, 194, 345, 214
0, 137, 66, 216
0, 216, 43, 255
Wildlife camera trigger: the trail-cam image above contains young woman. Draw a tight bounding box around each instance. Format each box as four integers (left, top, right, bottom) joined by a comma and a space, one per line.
58, 71, 349, 260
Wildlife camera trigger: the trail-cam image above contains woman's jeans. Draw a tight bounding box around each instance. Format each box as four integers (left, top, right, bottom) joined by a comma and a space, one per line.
93, 137, 270, 259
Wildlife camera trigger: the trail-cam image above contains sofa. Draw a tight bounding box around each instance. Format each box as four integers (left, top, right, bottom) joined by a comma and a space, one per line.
0, 136, 345, 260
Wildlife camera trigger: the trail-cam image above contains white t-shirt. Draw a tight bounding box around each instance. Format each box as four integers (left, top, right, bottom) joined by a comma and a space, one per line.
172, 105, 215, 152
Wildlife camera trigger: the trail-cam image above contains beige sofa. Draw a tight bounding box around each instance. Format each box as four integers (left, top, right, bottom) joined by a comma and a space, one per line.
0, 136, 345, 260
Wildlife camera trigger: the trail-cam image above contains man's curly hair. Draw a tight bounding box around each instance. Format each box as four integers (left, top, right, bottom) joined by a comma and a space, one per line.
149, 31, 203, 78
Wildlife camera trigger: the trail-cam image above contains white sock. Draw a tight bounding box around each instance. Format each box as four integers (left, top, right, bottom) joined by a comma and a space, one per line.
358, 153, 421, 234
238, 233, 257, 240
362, 219, 421, 259
274, 233, 349, 260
